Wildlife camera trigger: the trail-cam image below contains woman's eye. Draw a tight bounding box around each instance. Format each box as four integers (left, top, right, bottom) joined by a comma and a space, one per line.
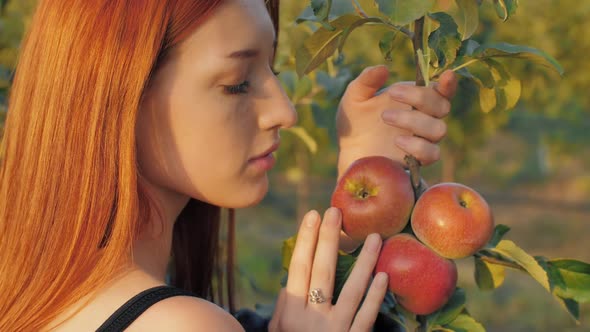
224, 80, 250, 95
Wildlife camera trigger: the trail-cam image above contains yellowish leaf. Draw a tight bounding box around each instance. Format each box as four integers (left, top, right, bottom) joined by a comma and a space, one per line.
286, 126, 318, 154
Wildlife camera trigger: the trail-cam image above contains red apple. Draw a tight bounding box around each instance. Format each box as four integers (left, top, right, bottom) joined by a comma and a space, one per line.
331, 156, 414, 243
375, 234, 457, 315
411, 182, 494, 259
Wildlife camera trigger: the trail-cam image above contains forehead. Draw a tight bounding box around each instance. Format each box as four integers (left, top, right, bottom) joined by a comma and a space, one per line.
177, 0, 275, 55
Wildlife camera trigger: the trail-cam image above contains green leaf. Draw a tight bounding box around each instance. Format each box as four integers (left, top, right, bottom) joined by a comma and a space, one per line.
535, 256, 567, 292
485, 59, 520, 111
483, 58, 510, 86
470, 64, 495, 89
296, 15, 336, 31
333, 253, 358, 302
278, 71, 297, 96
311, 0, 332, 21
552, 259, 590, 274
352, 0, 388, 19
427, 288, 466, 326
337, 17, 385, 53
492, 0, 518, 21
383, 290, 397, 309
296, 14, 365, 76
487, 224, 510, 247
495, 75, 521, 111
454, 0, 480, 40
379, 30, 398, 62
473, 42, 564, 75
491, 240, 580, 322
491, 240, 550, 289
293, 76, 313, 103
560, 297, 580, 319
428, 12, 462, 69
281, 235, 297, 271
474, 256, 506, 290
389, 0, 435, 26
442, 312, 486, 332
458, 39, 481, 57
379, 299, 412, 331
478, 60, 521, 111
550, 259, 590, 303
285, 127, 318, 154
477, 83, 496, 113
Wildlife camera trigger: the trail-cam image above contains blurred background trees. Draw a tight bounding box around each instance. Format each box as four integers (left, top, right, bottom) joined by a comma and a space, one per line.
1, 1, 588, 330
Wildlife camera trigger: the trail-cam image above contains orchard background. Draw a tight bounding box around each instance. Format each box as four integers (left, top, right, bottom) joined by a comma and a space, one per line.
0, 1, 589, 331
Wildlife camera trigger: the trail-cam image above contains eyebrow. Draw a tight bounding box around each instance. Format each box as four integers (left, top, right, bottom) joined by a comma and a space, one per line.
227, 40, 278, 59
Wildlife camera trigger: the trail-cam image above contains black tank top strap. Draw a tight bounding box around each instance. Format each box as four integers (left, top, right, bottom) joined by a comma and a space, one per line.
95, 285, 196, 332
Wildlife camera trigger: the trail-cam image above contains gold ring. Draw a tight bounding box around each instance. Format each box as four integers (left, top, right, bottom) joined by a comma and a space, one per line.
308, 288, 330, 304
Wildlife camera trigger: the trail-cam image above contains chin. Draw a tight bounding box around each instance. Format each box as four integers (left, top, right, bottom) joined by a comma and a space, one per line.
240, 178, 269, 207
219, 176, 270, 209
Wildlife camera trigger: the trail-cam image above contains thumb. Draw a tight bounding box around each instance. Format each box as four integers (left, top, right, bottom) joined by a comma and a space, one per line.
343, 65, 390, 103
434, 70, 458, 99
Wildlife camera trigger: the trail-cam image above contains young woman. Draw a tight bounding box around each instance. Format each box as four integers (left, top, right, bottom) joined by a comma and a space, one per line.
0, 0, 456, 331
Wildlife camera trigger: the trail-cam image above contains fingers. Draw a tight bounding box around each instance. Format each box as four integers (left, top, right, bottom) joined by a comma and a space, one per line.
394, 135, 441, 166
434, 70, 458, 99
386, 84, 451, 119
335, 233, 382, 325
308, 207, 343, 312
343, 65, 390, 104
268, 288, 287, 332
381, 109, 447, 143
285, 210, 321, 307
349, 272, 389, 332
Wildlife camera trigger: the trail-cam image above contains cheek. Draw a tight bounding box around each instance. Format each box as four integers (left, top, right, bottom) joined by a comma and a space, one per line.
137, 90, 267, 207
174, 113, 268, 206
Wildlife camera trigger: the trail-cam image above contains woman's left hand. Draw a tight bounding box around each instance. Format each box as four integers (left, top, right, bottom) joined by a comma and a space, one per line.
335, 65, 457, 179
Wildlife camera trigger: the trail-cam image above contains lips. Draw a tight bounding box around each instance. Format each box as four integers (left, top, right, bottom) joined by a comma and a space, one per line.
248, 142, 279, 172
250, 141, 280, 161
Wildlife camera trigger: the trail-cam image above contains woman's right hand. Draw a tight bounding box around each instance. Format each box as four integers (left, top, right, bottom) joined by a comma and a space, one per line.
268, 207, 389, 332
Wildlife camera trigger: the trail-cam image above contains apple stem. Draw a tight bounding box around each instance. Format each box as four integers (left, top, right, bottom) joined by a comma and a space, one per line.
405, 16, 427, 198
405, 155, 422, 196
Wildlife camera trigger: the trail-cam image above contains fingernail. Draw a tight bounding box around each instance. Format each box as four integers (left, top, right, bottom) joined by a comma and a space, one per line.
365, 233, 382, 253
326, 207, 341, 227
305, 210, 319, 227
381, 111, 397, 123
375, 272, 389, 288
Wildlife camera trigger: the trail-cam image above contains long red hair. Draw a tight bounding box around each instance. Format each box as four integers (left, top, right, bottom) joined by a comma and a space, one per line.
0, 0, 252, 330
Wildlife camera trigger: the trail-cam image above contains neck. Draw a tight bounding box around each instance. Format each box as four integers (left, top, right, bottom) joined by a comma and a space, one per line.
133, 184, 190, 281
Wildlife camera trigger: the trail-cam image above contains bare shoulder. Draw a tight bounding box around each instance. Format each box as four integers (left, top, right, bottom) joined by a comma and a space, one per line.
128, 295, 245, 332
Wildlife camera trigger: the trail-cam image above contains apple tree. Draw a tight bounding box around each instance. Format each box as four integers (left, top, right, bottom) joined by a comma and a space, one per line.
279, 1, 590, 331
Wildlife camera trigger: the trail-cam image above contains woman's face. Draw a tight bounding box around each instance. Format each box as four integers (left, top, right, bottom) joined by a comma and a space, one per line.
136, 0, 296, 209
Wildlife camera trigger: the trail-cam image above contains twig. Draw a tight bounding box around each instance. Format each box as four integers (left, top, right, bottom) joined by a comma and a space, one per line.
405, 16, 427, 196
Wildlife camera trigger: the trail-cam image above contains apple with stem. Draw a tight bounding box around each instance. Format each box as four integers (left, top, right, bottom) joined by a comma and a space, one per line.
411, 182, 494, 259
331, 156, 415, 243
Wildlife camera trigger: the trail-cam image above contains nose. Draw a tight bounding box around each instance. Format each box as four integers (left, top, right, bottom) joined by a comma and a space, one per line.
257, 74, 297, 131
